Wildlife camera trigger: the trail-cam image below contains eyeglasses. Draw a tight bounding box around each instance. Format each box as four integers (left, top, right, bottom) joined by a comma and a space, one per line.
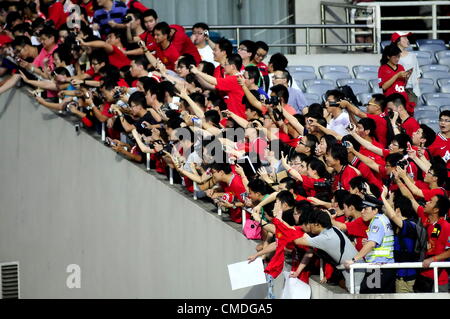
273, 76, 285, 80
439, 118, 450, 123
427, 170, 438, 177
238, 47, 248, 52
256, 52, 267, 58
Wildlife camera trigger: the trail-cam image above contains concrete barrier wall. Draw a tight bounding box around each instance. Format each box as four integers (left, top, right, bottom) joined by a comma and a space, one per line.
0, 89, 267, 298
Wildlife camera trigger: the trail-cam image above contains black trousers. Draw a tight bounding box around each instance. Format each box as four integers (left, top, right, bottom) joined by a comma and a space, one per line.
360, 268, 396, 294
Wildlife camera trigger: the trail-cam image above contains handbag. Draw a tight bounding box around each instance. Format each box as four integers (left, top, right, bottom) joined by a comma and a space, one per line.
243, 219, 262, 240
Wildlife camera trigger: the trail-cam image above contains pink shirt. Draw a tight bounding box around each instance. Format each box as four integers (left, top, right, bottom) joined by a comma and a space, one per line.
33, 44, 58, 70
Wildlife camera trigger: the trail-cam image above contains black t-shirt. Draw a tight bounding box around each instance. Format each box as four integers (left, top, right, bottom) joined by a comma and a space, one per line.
131, 111, 159, 136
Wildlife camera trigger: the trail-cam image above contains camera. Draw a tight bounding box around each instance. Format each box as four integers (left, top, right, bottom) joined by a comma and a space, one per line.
157, 142, 174, 156
122, 15, 132, 24
272, 108, 283, 122
265, 96, 279, 106
397, 159, 408, 169
329, 101, 340, 107
342, 141, 352, 148
113, 90, 122, 100
66, 101, 78, 113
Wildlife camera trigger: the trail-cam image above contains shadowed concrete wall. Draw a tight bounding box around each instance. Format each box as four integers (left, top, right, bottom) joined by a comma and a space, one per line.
0, 89, 267, 298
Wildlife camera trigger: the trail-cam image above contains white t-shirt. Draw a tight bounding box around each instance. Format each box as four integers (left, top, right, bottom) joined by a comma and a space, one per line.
198, 45, 219, 67
327, 110, 350, 136
399, 52, 421, 96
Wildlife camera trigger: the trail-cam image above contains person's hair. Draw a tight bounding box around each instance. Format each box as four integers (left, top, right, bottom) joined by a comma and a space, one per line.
53, 66, 70, 77
100, 79, 117, 91
325, 89, 345, 102
204, 110, 221, 126
430, 157, 448, 187
280, 177, 298, 193
345, 194, 363, 211
53, 44, 72, 65
189, 92, 206, 108
208, 162, 232, 174
372, 93, 386, 112
11, 23, 31, 35
380, 43, 402, 65
39, 27, 58, 41
177, 55, 196, 69
328, 143, 349, 166
386, 93, 406, 110
6, 12, 22, 29
341, 134, 361, 152
281, 209, 296, 226
276, 190, 296, 208
227, 53, 243, 71
192, 22, 209, 31
142, 9, 158, 20
248, 178, 274, 196
439, 110, 450, 120
239, 40, 256, 60
349, 176, 368, 193
245, 65, 261, 86
217, 38, 233, 58
11, 35, 32, 48
199, 61, 215, 76
419, 124, 436, 147
320, 134, 338, 153
244, 95, 263, 117
392, 133, 411, 154
269, 53, 288, 71
298, 207, 314, 225
133, 54, 150, 70
89, 49, 109, 65
392, 191, 416, 221
358, 117, 377, 138
270, 84, 289, 104
333, 189, 350, 210
385, 153, 404, 167
434, 195, 450, 218
153, 21, 171, 37
306, 103, 324, 118
144, 78, 165, 102
308, 210, 332, 229
308, 158, 330, 179
255, 40, 269, 53
128, 91, 147, 108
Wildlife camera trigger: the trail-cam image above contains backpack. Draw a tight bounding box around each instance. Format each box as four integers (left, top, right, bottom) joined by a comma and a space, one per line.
414, 221, 428, 262
338, 85, 359, 106
314, 227, 346, 267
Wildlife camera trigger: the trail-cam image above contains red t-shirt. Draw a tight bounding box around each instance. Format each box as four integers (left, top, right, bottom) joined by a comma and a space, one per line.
249, 137, 268, 161
417, 207, 450, 285
139, 31, 158, 53
85, 67, 102, 81
332, 165, 359, 191
220, 174, 249, 223
367, 113, 388, 148
257, 62, 269, 76
47, 2, 68, 29
216, 76, 246, 119
422, 188, 446, 202
154, 43, 180, 71
378, 64, 408, 101
401, 117, 420, 138
108, 45, 131, 69
346, 217, 369, 251
428, 133, 450, 178
301, 176, 326, 197
101, 102, 114, 118
170, 24, 202, 65
351, 158, 383, 191
214, 65, 225, 80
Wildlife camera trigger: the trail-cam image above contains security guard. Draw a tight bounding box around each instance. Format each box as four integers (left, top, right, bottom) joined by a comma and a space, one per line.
344, 195, 396, 293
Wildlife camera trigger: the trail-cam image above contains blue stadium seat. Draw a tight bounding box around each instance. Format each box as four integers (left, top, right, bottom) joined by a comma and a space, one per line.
356, 92, 373, 106
437, 78, 450, 88
420, 64, 449, 73
438, 84, 450, 93
415, 110, 440, 121
435, 50, 450, 67
368, 79, 382, 93
291, 72, 317, 91
303, 93, 320, 105
322, 72, 351, 82
416, 39, 446, 47
424, 98, 450, 108
336, 79, 370, 95
418, 42, 447, 63
416, 105, 439, 113
422, 71, 450, 85
288, 65, 315, 74
355, 71, 378, 81
306, 84, 335, 96
440, 105, 450, 112
419, 78, 435, 86
303, 79, 335, 89
352, 65, 378, 77
419, 84, 437, 94
412, 51, 433, 66
421, 92, 450, 103
318, 65, 350, 77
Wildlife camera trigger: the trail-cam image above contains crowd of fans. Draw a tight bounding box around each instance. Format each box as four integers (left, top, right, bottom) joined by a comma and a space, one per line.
0, 0, 449, 298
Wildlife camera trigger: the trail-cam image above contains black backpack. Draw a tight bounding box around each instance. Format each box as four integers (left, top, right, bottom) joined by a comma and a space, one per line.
338, 85, 360, 106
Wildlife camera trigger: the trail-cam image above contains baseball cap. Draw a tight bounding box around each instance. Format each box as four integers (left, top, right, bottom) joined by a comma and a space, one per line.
0, 34, 13, 47
391, 31, 412, 43
361, 195, 383, 209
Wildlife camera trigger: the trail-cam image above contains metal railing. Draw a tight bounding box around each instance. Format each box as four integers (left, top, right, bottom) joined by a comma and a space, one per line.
182, 24, 376, 54
322, 1, 450, 54
336, 262, 450, 294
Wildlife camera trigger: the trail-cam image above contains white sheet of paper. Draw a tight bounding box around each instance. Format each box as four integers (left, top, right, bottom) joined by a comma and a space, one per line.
227, 258, 267, 290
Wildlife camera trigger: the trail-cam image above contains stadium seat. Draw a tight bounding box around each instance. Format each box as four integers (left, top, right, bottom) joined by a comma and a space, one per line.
356, 92, 373, 106
416, 39, 446, 47
380, 41, 391, 51
424, 98, 450, 108
419, 78, 435, 86
420, 64, 449, 73
318, 65, 350, 77
418, 117, 439, 126
412, 51, 433, 66
322, 72, 351, 82
368, 79, 382, 93
427, 123, 441, 133
303, 93, 321, 105
336, 79, 370, 95
420, 84, 437, 94
416, 105, 439, 113
421, 92, 450, 103
355, 72, 378, 81
415, 109, 440, 120
288, 65, 315, 74
438, 84, 450, 93
440, 105, 450, 112
306, 84, 335, 96
418, 42, 447, 63
291, 72, 317, 91
422, 71, 450, 85
303, 79, 335, 89
435, 50, 450, 67
352, 65, 378, 77
437, 78, 450, 88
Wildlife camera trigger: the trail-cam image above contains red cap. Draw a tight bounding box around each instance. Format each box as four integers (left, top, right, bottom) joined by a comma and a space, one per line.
391, 31, 412, 43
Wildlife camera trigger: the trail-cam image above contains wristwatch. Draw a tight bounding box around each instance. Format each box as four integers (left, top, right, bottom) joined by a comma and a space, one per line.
352, 257, 357, 262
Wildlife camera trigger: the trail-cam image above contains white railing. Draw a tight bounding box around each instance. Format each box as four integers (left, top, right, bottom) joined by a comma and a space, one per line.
336, 262, 450, 294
